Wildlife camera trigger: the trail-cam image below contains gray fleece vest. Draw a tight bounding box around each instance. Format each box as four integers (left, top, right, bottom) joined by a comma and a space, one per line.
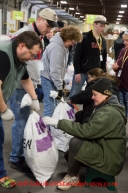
0, 42, 26, 103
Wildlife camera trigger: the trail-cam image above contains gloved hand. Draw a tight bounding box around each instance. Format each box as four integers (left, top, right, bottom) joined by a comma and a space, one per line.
42, 116, 59, 126
50, 90, 58, 99
56, 90, 63, 100
1, 108, 14, 120
35, 84, 44, 102
31, 99, 40, 112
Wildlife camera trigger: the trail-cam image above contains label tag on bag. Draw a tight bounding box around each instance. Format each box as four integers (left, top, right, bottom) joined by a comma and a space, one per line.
117, 69, 122, 77
100, 54, 103, 61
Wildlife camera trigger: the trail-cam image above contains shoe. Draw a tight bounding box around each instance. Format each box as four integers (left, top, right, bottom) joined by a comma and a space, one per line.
57, 174, 79, 190
10, 159, 31, 172
0, 176, 16, 188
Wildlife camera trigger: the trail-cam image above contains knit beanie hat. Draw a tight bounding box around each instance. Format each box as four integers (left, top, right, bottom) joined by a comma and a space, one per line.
92, 78, 112, 96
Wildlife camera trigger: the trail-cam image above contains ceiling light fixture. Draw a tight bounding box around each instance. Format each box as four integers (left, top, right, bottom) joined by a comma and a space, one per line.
121, 4, 127, 8
80, 16, 84, 18
117, 18, 121, 20
75, 12, 80, 15
116, 22, 119, 24
119, 11, 124, 13
69, 7, 74, 10
60, 1, 67, 4
118, 15, 122, 17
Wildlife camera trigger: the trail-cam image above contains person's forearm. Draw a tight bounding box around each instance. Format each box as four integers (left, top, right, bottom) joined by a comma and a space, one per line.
0, 87, 7, 112
20, 78, 37, 99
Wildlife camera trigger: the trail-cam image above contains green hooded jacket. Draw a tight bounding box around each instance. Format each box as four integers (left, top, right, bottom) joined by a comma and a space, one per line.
58, 95, 126, 176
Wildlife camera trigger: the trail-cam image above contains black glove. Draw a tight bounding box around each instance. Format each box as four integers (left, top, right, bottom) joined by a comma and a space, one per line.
56, 90, 63, 100
35, 84, 44, 102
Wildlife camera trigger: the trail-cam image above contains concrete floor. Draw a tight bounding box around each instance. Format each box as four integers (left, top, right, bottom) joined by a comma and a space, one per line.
0, 103, 128, 193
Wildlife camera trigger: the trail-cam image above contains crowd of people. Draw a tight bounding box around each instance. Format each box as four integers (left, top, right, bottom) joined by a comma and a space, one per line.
0, 7, 127, 190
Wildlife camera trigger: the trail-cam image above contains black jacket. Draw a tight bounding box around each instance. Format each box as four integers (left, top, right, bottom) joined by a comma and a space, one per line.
70, 80, 96, 123
113, 32, 125, 61
73, 30, 107, 74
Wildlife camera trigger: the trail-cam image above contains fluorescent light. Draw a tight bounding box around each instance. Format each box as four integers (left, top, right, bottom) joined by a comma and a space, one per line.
116, 22, 119, 24
69, 7, 74, 10
121, 4, 127, 8
117, 18, 121, 20
119, 11, 124, 13
80, 16, 84, 18
118, 15, 122, 17
75, 12, 80, 14
60, 1, 67, 4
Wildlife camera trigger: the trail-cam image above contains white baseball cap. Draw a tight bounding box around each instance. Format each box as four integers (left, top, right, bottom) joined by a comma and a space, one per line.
39, 8, 58, 27
94, 15, 109, 25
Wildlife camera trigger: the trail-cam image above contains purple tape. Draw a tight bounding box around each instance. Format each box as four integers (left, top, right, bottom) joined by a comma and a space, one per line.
36, 135, 52, 152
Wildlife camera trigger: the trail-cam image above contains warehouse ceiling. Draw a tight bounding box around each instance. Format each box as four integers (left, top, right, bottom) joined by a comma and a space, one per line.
52, 0, 128, 24
27, 0, 128, 24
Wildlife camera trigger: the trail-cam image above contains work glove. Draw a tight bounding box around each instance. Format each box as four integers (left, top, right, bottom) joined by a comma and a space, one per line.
1, 108, 14, 120
42, 116, 59, 127
35, 84, 44, 102
56, 90, 63, 100
31, 99, 40, 112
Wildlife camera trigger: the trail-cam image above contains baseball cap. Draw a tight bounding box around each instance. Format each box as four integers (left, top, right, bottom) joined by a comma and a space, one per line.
57, 21, 65, 28
94, 15, 109, 25
39, 8, 58, 27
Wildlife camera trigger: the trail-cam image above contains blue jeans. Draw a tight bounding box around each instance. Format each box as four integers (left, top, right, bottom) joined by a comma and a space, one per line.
68, 73, 88, 99
41, 76, 57, 117
119, 90, 128, 117
0, 117, 7, 178
9, 89, 30, 162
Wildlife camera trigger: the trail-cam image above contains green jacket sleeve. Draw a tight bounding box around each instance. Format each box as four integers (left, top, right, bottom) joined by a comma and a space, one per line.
58, 107, 119, 139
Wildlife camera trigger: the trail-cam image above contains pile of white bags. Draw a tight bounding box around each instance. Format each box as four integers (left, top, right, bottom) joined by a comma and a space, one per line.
50, 98, 75, 152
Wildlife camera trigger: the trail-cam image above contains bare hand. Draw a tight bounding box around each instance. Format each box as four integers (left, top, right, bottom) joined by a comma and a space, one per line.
112, 63, 119, 71
75, 74, 81, 84
67, 100, 71, 104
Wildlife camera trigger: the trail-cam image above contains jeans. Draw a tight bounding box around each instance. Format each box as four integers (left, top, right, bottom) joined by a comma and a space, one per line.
9, 89, 30, 162
68, 73, 88, 100
41, 76, 58, 117
67, 137, 84, 176
0, 117, 7, 178
119, 90, 128, 117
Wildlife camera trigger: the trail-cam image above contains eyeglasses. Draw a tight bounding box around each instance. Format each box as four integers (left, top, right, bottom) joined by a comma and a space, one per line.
42, 18, 52, 28
28, 49, 37, 58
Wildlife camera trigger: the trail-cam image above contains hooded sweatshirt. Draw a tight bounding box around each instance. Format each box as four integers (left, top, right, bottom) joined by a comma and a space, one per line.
41, 32, 69, 90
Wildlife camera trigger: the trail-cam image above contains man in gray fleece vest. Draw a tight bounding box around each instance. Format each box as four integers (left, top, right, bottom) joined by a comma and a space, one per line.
0, 31, 42, 188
